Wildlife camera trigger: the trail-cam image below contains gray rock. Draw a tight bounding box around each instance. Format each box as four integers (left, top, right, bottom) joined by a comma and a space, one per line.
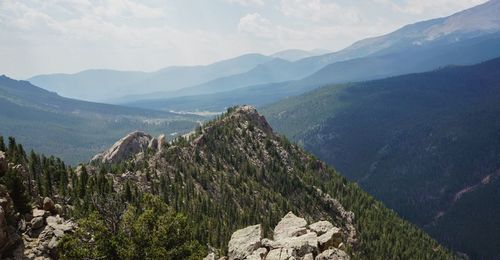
203, 252, 216, 260
303, 253, 314, 260
228, 224, 262, 260
309, 221, 334, 236
32, 209, 47, 218
262, 238, 281, 249
43, 197, 55, 213
266, 248, 293, 260
48, 236, 58, 249
278, 231, 318, 257
315, 248, 350, 260
273, 212, 308, 241
91, 131, 153, 164
158, 134, 166, 153
31, 217, 44, 230
317, 227, 342, 250
47, 215, 74, 233
246, 247, 267, 260
54, 204, 63, 215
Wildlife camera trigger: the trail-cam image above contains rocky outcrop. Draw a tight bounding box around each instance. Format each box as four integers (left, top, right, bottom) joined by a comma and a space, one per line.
91, 131, 153, 164
0, 192, 75, 260
91, 131, 169, 164
314, 188, 357, 248
212, 212, 349, 260
227, 106, 273, 135
7, 203, 75, 259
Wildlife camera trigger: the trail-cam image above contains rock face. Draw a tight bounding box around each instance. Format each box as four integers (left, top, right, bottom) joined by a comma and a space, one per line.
228, 224, 263, 260
213, 212, 349, 260
274, 212, 308, 241
91, 131, 169, 164
91, 131, 153, 164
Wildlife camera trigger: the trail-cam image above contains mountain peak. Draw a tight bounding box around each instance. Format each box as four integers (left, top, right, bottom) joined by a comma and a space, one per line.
225, 105, 273, 134
425, 0, 500, 39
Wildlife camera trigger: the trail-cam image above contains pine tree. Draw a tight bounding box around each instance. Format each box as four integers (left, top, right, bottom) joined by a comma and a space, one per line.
1, 168, 30, 213
79, 165, 89, 198
44, 166, 53, 196
7, 137, 16, 160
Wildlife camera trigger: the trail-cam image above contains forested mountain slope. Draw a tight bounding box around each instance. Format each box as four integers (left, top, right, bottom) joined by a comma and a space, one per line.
0, 107, 454, 259
263, 57, 500, 259
69, 106, 453, 259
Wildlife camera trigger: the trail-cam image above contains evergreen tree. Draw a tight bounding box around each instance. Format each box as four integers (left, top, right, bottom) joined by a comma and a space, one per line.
44, 166, 53, 196
7, 137, 16, 160
1, 168, 30, 213
79, 165, 89, 198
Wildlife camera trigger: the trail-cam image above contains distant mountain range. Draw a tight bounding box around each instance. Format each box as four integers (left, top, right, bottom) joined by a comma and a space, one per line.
271, 48, 331, 61
121, 0, 500, 113
28, 49, 330, 103
28, 53, 274, 102
0, 75, 200, 164
30, 1, 500, 108
262, 57, 500, 259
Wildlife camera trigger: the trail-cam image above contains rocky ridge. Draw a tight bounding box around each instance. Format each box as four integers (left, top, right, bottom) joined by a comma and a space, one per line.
85, 105, 453, 259
90, 105, 359, 251
205, 212, 349, 260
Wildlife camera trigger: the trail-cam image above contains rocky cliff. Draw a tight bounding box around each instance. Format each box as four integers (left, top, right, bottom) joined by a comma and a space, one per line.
91, 131, 166, 164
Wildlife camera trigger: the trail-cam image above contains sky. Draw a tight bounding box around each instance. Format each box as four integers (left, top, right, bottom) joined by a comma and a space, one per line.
0, 0, 488, 79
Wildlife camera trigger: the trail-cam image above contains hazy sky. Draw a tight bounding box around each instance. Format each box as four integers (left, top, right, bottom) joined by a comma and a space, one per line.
0, 0, 487, 79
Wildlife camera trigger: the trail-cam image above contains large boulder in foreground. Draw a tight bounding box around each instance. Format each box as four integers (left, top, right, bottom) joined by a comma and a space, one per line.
273, 212, 308, 241
211, 212, 350, 260
228, 224, 263, 260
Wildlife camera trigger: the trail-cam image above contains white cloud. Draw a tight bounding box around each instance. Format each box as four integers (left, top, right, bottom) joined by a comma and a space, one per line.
237, 11, 389, 53
238, 13, 274, 37
279, 0, 359, 23
93, 0, 165, 19
0, 0, 490, 78
225, 0, 265, 6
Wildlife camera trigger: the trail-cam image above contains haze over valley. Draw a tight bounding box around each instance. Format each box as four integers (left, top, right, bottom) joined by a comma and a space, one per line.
1, 1, 500, 259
